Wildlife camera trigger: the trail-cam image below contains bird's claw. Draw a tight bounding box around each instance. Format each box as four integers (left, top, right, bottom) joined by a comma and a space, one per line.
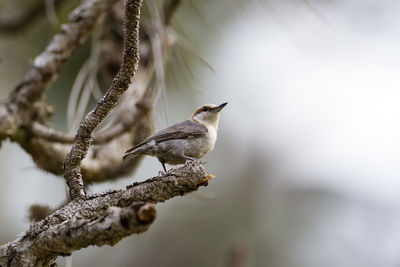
185, 159, 206, 165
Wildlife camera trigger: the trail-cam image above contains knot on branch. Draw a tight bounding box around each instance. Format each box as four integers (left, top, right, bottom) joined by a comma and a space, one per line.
121, 202, 156, 229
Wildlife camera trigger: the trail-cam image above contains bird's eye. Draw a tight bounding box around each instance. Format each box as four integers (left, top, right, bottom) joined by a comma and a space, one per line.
202, 107, 208, 112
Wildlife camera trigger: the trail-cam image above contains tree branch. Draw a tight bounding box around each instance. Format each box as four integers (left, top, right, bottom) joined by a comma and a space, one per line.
14, 65, 153, 183
7, 0, 118, 117
0, 161, 212, 267
29, 88, 152, 145
23, 0, 184, 148
0, 0, 119, 145
0, 202, 155, 267
63, 0, 143, 200
22, 110, 152, 183
0, 0, 184, 183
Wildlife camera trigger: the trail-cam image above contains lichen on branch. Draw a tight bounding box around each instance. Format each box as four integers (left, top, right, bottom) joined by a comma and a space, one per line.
63, 0, 143, 200
0, 161, 212, 267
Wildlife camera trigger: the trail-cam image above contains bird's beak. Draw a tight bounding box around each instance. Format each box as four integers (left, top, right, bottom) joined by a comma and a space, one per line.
213, 102, 228, 112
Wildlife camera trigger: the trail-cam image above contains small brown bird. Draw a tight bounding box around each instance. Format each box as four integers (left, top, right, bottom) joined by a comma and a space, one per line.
123, 102, 227, 171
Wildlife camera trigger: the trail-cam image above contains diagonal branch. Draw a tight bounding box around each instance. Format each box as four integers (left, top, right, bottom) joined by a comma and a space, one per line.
0, 161, 212, 267
0, 0, 120, 146
63, 0, 143, 200
7, 0, 119, 117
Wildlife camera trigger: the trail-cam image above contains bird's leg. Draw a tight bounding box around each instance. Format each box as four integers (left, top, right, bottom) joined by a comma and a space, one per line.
158, 158, 167, 174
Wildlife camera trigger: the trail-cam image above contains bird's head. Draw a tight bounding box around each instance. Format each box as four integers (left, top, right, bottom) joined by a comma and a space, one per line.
191, 102, 228, 127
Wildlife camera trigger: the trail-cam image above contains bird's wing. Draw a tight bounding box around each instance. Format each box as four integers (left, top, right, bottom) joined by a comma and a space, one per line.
124, 120, 208, 154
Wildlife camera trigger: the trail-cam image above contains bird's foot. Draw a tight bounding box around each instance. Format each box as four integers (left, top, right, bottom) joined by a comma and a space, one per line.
184, 156, 197, 161
184, 158, 206, 165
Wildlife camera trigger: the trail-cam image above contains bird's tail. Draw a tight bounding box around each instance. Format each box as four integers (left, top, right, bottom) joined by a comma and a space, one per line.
123, 137, 156, 161
122, 142, 150, 161
122, 148, 142, 161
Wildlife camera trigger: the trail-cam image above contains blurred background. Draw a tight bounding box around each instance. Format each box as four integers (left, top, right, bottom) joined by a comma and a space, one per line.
1, 0, 400, 266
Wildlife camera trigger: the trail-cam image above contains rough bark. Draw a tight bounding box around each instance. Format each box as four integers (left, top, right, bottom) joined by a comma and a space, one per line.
0, 161, 212, 267
0, 203, 156, 267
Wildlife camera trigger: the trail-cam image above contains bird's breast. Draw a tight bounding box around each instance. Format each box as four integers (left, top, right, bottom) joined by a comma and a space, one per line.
206, 126, 217, 151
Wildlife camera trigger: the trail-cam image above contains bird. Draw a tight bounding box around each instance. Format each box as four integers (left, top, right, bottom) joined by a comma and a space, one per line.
122, 102, 227, 172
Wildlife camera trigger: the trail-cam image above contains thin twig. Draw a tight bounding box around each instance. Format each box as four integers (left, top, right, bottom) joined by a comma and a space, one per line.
63, 0, 143, 200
